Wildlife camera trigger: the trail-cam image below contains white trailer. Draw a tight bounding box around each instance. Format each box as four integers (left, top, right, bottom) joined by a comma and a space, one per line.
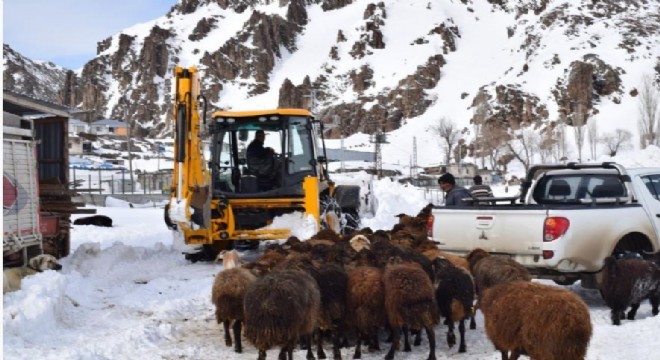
3, 112, 42, 263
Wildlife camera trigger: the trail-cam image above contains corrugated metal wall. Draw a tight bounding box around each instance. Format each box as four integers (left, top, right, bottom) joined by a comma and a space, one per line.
34, 117, 68, 184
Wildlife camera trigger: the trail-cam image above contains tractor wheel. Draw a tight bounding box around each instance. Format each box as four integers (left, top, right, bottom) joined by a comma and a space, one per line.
164, 203, 176, 230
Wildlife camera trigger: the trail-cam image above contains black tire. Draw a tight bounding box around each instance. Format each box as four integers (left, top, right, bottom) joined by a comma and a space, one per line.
164, 203, 176, 230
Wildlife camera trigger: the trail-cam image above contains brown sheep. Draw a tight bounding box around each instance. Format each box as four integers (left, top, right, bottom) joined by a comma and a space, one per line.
480, 281, 592, 360
211, 250, 256, 353
346, 264, 386, 359
600, 256, 660, 325
467, 248, 531, 294
383, 260, 438, 360
310, 228, 342, 243
244, 269, 321, 360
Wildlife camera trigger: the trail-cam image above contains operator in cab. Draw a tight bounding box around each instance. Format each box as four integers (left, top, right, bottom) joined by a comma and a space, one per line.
246, 130, 279, 190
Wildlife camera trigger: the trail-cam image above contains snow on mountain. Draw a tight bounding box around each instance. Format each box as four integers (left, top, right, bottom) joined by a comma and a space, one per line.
4, 0, 659, 162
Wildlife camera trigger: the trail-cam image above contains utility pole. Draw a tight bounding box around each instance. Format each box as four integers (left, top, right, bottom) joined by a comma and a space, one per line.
304, 89, 318, 113
370, 126, 388, 180
412, 136, 418, 178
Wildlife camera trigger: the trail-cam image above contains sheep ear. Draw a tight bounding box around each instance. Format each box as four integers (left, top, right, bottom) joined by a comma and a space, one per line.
214, 250, 228, 265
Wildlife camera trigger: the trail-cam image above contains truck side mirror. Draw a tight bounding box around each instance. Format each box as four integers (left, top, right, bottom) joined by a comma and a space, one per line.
317, 155, 327, 163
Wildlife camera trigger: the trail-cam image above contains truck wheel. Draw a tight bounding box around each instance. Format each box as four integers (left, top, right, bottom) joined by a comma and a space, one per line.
341, 207, 360, 235
333, 185, 361, 234
612, 234, 652, 257
164, 203, 176, 230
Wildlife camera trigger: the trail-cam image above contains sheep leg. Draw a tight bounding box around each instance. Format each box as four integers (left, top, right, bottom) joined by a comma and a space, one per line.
370, 329, 381, 351
258, 349, 267, 360
317, 330, 327, 359
509, 349, 522, 360
446, 321, 456, 348
233, 320, 243, 353
458, 319, 466, 353
223, 320, 232, 347
469, 311, 477, 330
384, 326, 401, 360
353, 332, 363, 359
413, 329, 422, 346
650, 296, 659, 316
278, 347, 287, 360
425, 326, 436, 360
611, 309, 622, 325
306, 334, 316, 360
627, 303, 640, 320
402, 326, 412, 352
332, 329, 342, 360
497, 349, 509, 360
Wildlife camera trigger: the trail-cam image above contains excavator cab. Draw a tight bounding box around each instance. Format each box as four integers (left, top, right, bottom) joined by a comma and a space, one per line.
166, 67, 360, 259
210, 110, 328, 198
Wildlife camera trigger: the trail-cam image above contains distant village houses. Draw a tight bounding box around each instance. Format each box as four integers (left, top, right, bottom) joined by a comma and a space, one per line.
90, 119, 128, 135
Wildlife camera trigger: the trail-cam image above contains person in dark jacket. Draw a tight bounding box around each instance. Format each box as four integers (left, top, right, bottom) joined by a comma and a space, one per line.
438, 172, 472, 206
246, 130, 278, 190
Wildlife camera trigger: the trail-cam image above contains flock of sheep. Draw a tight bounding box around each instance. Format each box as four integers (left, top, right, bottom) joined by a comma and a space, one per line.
211, 204, 660, 360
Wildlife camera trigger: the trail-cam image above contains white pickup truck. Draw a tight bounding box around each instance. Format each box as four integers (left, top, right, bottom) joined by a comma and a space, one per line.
429, 162, 660, 288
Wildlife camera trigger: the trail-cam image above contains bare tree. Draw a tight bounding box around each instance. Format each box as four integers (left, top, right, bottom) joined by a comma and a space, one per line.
554, 122, 568, 162
572, 101, 587, 162
506, 127, 540, 173
600, 129, 632, 156
587, 119, 598, 161
538, 128, 555, 164
472, 102, 489, 168
638, 73, 660, 148
432, 117, 460, 164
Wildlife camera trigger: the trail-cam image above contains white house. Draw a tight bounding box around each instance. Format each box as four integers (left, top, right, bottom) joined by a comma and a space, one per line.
91, 119, 128, 135
68, 118, 89, 135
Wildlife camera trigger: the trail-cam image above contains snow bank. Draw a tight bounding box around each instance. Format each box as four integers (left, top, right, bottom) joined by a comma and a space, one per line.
360, 178, 430, 230
3, 271, 68, 340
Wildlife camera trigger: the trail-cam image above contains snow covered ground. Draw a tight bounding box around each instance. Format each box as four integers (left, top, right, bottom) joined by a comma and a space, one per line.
4, 148, 660, 360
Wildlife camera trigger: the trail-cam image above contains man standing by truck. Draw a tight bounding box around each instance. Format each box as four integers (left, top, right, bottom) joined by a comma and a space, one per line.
438, 172, 472, 206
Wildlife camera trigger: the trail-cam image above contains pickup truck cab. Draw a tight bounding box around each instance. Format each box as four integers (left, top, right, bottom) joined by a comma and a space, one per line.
429, 162, 660, 288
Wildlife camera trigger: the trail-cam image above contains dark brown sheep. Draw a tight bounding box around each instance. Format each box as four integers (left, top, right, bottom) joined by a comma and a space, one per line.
432, 257, 475, 353
211, 253, 257, 353
480, 281, 592, 360
310, 228, 343, 243
600, 256, 660, 325
383, 261, 438, 360
346, 265, 386, 359
244, 269, 321, 360
466, 248, 531, 294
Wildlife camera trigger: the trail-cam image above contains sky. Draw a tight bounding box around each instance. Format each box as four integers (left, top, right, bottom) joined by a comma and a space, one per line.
2, 0, 176, 70
4, 146, 660, 359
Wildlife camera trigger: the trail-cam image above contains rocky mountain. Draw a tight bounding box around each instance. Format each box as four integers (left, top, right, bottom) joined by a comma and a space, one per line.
3, 44, 70, 105
3, 0, 660, 155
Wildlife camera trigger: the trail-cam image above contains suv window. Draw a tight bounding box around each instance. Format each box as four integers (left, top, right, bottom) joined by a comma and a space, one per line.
533, 174, 626, 204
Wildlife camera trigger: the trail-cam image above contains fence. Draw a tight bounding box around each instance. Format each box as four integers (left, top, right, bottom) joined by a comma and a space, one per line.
69, 168, 173, 195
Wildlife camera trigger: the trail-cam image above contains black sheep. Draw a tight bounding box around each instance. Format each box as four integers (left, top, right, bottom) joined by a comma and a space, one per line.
432, 257, 475, 353
600, 256, 660, 325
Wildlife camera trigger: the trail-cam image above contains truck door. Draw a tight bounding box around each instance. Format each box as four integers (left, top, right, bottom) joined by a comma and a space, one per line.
638, 173, 660, 244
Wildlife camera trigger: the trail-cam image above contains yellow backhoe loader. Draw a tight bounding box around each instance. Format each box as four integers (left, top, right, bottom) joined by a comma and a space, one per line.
165, 66, 360, 260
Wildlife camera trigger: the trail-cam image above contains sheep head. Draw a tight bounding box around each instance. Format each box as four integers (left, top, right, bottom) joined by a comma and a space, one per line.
349, 234, 371, 252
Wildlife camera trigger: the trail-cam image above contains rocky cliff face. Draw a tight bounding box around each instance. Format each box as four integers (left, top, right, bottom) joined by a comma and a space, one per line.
3, 44, 68, 104
3, 0, 659, 141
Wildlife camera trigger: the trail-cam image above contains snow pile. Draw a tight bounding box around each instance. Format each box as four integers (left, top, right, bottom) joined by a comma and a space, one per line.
360, 178, 430, 230
3, 270, 68, 340
263, 212, 319, 240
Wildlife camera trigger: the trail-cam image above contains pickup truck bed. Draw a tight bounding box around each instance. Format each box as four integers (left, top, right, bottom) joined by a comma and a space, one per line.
430, 163, 660, 287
